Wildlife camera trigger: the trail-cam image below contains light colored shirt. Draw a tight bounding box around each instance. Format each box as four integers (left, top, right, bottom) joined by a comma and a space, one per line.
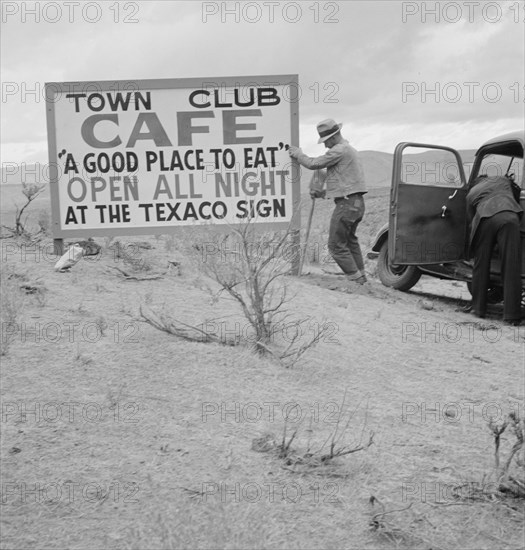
295, 139, 367, 199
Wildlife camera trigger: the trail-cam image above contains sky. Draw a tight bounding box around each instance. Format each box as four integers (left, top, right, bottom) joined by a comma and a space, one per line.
1, 0, 524, 167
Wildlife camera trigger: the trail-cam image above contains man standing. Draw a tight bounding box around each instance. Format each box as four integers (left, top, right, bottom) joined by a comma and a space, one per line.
466, 175, 522, 325
288, 119, 368, 283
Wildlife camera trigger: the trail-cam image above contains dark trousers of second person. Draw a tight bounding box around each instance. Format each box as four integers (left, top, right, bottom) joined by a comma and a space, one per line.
328, 193, 365, 279
471, 211, 522, 322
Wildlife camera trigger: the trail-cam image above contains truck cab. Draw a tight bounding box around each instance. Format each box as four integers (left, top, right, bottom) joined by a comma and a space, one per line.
370, 131, 524, 292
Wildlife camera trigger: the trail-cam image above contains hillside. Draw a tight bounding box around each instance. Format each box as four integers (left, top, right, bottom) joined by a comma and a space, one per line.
1, 203, 523, 550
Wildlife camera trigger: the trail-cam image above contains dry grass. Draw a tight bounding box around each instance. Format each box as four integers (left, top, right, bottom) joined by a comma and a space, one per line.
0, 185, 524, 550
0, 265, 25, 355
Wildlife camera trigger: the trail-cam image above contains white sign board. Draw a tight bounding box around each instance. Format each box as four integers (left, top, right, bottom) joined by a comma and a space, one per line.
45, 75, 300, 237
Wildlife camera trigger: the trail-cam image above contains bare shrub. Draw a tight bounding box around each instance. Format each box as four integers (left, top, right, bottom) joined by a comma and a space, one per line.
111, 240, 152, 272
274, 318, 333, 367
446, 411, 525, 504
188, 217, 331, 365
2, 182, 46, 237
367, 496, 415, 545
197, 223, 295, 355
489, 411, 525, 498
95, 315, 108, 336
107, 240, 169, 280
139, 304, 237, 346
252, 391, 374, 471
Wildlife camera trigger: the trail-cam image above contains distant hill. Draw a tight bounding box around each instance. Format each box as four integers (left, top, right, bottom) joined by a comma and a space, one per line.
2, 149, 478, 189
300, 148, 477, 189
358, 150, 394, 187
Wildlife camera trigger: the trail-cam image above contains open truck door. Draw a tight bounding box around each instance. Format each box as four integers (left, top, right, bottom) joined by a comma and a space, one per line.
389, 143, 468, 265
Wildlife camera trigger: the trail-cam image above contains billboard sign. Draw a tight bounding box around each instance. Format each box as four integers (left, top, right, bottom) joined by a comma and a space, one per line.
45, 74, 300, 237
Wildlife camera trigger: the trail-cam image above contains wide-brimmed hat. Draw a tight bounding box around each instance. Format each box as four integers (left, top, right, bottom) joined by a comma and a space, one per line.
317, 119, 342, 143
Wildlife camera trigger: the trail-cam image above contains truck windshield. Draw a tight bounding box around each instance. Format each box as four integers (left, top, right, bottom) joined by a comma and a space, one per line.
479, 154, 523, 187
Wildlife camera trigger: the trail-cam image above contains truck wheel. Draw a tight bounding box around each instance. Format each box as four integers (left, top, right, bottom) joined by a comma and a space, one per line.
377, 240, 421, 291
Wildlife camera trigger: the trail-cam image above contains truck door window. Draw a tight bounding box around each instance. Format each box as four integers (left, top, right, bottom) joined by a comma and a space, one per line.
401, 148, 464, 187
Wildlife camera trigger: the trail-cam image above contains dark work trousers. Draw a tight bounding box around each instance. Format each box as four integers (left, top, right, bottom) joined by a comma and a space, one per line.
471, 211, 522, 321
328, 194, 365, 278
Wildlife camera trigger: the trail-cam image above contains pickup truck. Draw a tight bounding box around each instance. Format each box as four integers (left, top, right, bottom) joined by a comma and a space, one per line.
369, 131, 524, 300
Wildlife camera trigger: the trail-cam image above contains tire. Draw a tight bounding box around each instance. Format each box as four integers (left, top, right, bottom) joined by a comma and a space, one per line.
377, 240, 421, 291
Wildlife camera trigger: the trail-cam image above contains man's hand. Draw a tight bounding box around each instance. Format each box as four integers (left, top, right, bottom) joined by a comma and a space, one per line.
310, 189, 326, 199
288, 146, 302, 158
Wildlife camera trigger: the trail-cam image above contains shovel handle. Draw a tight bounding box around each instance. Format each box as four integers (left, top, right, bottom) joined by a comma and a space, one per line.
298, 197, 316, 276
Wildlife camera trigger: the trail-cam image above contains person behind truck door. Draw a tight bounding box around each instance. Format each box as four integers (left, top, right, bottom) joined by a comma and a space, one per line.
466, 174, 523, 325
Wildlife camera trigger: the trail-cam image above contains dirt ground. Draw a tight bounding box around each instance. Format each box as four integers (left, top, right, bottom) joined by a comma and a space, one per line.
1, 185, 524, 550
